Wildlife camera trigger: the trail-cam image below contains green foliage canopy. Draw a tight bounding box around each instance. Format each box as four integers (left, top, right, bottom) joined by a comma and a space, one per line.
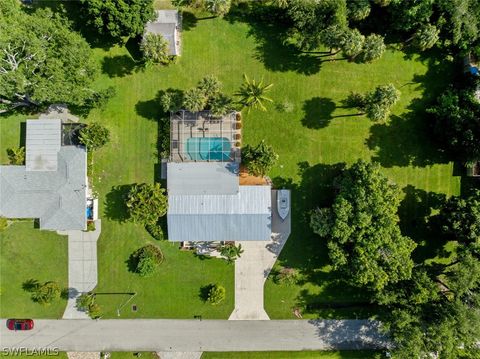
126, 183, 168, 226
141, 33, 171, 65
80, 0, 155, 39
0, 2, 98, 113
79, 123, 110, 151
310, 160, 416, 292
242, 141, 278, 177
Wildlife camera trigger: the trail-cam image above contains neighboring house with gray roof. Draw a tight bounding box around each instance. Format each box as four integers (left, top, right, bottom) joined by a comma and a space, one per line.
0, 119, 88, 231
145, 10, 181, 56
166, 111, 272, 242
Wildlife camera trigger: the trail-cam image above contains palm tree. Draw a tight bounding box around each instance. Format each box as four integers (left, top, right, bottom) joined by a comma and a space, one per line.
183, 88, 207, 112
236, 74, 273, 112
219, 243, 244, 263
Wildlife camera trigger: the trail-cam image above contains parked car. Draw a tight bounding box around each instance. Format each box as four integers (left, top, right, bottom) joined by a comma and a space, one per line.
6, 319, 34, 331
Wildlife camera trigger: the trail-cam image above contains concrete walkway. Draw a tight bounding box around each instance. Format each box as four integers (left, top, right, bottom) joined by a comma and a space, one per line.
60, 220, 101, 319
0, 319, 390, 351
229, 190, 291, 320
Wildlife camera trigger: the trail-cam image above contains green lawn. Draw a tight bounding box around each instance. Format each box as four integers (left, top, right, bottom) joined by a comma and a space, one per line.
201, 351, 382, 359
0, 3, 461, 319
0, 222, 68, 318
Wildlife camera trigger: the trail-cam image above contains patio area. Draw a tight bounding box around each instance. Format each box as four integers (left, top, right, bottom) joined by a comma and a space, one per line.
170, 111, 241, 163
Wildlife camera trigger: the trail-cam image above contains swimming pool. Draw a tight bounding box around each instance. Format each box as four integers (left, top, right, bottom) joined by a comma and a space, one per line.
186, 137, 232, 161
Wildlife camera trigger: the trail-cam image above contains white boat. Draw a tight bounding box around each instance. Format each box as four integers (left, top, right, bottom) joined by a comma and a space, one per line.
277, 189, 290, 221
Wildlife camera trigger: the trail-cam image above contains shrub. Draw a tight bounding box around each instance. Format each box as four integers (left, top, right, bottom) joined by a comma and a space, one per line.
31, 281, 61, 305
218, 243, 244, 263
131, 244, 164, 277
145, 222, 164, 240
79, 123, 110, 151
274, 267, 300, 285
242, 140, 278, 177
141, 33, 171, 65
6, 147, 25, 165
0, 217, 8, 231
77, 293, 95, 310
275, 100, 294, 113
76, 293, 101, 319
86, 221, 96, 232
207, 284, 226, 305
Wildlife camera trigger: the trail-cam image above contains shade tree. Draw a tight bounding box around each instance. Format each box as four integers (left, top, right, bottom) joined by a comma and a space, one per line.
80, 0, 155, 40
126, 183, 168, 226
310, 160, 416, 292
346, 84, 401, 121
0, 2, 98, 113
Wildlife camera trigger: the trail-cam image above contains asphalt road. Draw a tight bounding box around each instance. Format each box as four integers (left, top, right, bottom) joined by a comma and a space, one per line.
0, 319, 389, 352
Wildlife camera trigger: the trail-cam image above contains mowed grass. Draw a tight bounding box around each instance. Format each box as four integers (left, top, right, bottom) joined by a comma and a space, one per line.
201, 351, 382, 359
0, 222, 68, 318
0, 4, 461, 319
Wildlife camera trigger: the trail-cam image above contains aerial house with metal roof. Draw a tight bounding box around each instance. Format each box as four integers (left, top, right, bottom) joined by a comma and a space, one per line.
166, 110, 272, 243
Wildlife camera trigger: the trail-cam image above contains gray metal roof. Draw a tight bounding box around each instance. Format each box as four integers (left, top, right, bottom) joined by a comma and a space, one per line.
145, 10, 179, 55
25, 119, 61, 172
167, 162, 239, 195
0, 146, 87, 230
168, 186, 272, 241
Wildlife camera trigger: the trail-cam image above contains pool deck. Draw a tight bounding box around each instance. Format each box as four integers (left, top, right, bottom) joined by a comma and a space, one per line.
169, 111, 241, 162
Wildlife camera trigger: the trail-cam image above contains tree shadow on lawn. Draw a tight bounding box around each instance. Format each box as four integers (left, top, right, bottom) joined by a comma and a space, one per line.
101, 55, 139, 78
182, 11, 199, 31
301, 97, 336, 129
366, 113, 451, 168
199, 284, 214, 302
295, 288, 379, 319
271, 161, 346, 279
366, 57, 456, 168
104, 184, 132, 222
398, 185, 451, 263
225, 5, 322, 75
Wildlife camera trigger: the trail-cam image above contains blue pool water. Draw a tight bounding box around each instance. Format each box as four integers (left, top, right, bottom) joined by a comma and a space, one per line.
86, 207, 93, 219
186, 137, 231, 161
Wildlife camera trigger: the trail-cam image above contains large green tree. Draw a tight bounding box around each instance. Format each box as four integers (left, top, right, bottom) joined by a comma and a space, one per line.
428, 86, 480, 160
285, 0, 347, 50
438, 190, 480, 253
80, 0, 155, 39
0, 2, 98, 113
310, 160, 416, 292
358, 34, 386, 63
347, 84, 401, 122
126, 183, 168, 226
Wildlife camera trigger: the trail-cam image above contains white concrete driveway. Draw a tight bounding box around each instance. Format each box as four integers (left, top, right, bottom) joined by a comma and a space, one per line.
229, 190, 291, 320
59, 220, 101, 319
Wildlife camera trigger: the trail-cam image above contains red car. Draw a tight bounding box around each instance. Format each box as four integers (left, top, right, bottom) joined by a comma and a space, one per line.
6, 319, 34, 331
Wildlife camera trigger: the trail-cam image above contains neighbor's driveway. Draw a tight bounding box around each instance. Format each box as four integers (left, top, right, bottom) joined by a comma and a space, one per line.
0, 319, 389, 352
